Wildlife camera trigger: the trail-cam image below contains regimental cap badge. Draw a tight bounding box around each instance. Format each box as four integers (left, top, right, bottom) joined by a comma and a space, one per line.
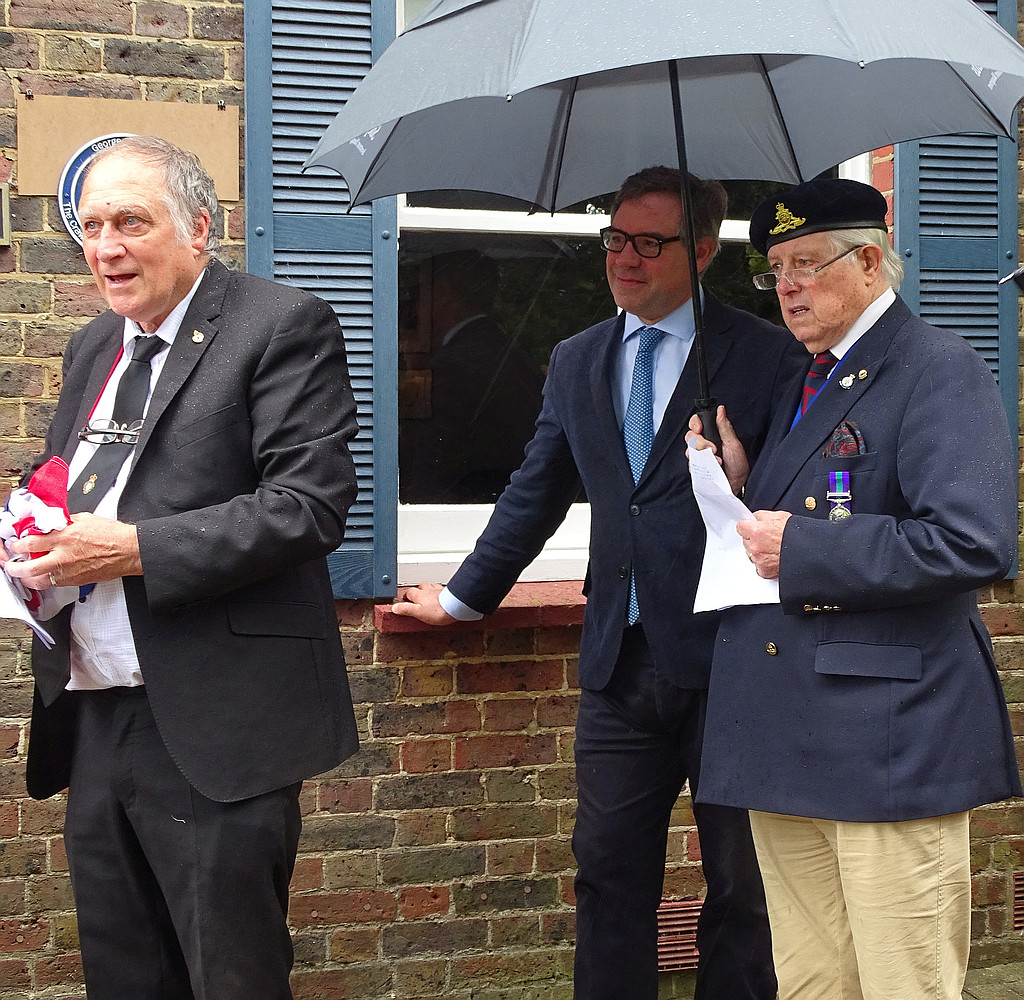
768, 203, 806, 237
82, 474, 97, 495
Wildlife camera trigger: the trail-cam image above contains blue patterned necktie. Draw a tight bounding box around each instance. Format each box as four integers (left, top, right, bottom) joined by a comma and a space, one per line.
622, 325, 665, 624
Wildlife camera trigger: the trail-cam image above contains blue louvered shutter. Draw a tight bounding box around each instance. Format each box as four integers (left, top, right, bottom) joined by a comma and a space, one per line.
895, 0, 1019, 449
244, 0, 399, 598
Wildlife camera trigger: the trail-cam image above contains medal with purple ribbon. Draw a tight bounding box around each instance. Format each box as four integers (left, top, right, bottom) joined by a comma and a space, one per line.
828, 470, 851, 521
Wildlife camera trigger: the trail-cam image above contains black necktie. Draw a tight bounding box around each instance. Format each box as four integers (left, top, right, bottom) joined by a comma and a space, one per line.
68, 336, 163, 513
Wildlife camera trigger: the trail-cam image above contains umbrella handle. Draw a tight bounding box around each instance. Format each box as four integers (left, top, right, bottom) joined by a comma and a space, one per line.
693, 398, 722, 453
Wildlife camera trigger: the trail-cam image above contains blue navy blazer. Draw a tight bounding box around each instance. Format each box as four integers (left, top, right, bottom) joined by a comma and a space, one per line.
698, 296, 1023, 822
448, 291, 805, 691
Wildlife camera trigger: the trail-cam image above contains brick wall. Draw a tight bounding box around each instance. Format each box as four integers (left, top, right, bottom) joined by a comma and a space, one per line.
0, 2, 1022, 998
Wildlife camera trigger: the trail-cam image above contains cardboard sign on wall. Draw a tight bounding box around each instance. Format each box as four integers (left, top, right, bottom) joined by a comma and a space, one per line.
16, 96, 240, 200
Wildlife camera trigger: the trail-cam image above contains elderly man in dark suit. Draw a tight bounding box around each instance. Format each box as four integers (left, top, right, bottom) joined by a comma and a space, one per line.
691, 177, 1022, 1000
394, 166, 805, 1000
5, 136, 359, 1000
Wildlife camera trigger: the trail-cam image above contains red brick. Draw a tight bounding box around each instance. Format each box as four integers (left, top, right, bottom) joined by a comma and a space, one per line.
872, 157, 894, 195
399, 885, 449, 919
537, 694, 579, 728
289, 890, 397, 927
336, 599, 372, 628
31, 951, 83, 989
457, 659, 564, 695
377, 630, 486, 661
971, 872, 1009, 907
0, 917, 47, 951
455, 734, 557, 770
401, 739, 451, 774
487, 841, 534, 876
320, 779, 372, 814
0, 958, 29, 989
0, 727, 19, 760
980, 605, 1024, 637
0, 803, 18, 839
291, 857, 324, 892
482, 697, 536, 732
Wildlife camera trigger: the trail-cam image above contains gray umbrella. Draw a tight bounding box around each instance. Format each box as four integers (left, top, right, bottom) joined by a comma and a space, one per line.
304, 0, 1024, 435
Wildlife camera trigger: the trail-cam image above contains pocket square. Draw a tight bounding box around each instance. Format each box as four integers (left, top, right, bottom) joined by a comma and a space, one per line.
822, 420, 866, 457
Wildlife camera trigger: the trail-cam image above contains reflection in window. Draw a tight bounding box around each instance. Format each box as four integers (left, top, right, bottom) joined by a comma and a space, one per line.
398, 235, 613, 503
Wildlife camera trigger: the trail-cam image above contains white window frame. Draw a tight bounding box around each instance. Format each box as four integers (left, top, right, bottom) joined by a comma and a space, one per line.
395, 139, 872, 584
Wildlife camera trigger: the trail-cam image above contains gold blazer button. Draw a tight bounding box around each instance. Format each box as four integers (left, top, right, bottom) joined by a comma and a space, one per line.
765, 642, 778, 655
805, 497, 816, 510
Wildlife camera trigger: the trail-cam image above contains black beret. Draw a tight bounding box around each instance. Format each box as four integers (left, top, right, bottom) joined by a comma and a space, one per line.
749, 177, 888, 255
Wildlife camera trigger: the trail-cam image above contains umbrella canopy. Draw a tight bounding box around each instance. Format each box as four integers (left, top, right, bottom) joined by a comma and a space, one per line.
305, 0, 1024, 211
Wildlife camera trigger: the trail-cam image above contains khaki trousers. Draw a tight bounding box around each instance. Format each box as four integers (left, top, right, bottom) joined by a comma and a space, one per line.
748, 810, 971, 1000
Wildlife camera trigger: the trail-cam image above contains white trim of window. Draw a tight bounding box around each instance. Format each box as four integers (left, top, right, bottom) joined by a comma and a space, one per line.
839, 152, 873, 185
398, 502, 591, 585
399, 198, 751, 242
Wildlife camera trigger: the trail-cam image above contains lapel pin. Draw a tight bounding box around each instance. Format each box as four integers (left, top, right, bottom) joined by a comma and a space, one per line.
192, 330, 205, 343
839, 374, 855, 389
858, 369, 868, 380
82, 474, 97, 495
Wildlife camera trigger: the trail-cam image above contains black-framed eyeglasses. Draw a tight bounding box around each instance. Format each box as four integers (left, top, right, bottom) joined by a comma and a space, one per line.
600, 226, 681, 260
753, 245, 864, 290
77, 418, 144, 446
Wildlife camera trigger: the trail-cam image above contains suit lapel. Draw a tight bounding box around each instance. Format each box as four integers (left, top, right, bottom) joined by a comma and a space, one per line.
590, 313, 634, 484
748, 297, 911, 509
640, 291, 735, 485
130, 261, 227, 468
61, 318, 124, 464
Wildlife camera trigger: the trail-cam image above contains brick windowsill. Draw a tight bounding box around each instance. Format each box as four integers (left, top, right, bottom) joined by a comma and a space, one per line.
374, 581, 586, 633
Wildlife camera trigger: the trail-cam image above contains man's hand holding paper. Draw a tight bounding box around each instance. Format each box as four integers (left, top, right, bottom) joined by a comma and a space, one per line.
686, 409, 781, 612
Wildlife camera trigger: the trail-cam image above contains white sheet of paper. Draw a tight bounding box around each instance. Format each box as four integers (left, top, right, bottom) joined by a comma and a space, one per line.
688, 445, 780, 613
0, 568, 54, 648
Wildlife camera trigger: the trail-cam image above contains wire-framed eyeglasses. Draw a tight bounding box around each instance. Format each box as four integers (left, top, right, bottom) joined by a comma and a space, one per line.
753, 246, 864, 290
77, 418, 144, 446
600, 226, 682, 259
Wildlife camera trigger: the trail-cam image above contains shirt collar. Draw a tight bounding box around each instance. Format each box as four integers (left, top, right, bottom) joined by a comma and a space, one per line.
121, 268, 207, 351
830, 287, 896, 362
621, 289, 702, 346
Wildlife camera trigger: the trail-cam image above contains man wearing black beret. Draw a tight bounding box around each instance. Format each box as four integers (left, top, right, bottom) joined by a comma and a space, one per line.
689, 177, 1022, 1000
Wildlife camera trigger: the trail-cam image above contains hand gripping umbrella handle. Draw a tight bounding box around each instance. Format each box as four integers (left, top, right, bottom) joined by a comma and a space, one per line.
693, 398, 721, 453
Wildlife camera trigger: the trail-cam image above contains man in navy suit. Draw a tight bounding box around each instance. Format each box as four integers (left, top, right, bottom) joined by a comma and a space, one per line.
692, 177, 1022, 1000
395, 167, 805, 1000
7, 136, 359, 999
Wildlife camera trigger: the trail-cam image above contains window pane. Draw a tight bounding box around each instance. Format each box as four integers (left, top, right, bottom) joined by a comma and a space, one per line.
398, 233, 613, 503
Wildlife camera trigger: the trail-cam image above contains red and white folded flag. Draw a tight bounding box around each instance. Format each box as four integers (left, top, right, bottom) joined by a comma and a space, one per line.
0, 457, 77, 623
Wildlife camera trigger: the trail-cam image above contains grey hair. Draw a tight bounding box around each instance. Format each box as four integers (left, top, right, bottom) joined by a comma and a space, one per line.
88, 135, 220, 255
825, 227, 903, 292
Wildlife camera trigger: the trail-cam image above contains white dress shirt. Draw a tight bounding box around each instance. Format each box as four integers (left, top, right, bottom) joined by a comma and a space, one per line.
65, 271, 205, 690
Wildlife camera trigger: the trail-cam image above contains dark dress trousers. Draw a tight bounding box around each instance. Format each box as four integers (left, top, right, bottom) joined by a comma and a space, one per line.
24, 260, 360, 998
448, 291, 807, 1000
698, 296, 1023, 822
